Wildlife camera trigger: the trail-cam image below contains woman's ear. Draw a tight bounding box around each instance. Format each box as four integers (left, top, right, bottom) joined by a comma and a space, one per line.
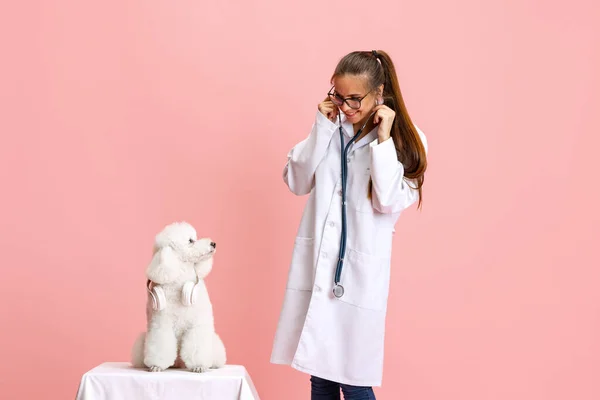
376, 84, 384, 105
146, 246, 181, 284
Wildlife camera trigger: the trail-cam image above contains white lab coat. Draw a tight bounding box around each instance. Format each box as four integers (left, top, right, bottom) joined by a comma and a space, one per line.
270, 110, 428, 387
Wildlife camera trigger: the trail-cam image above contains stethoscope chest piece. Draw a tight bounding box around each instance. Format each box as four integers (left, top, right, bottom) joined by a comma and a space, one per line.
332, 284, 345, 298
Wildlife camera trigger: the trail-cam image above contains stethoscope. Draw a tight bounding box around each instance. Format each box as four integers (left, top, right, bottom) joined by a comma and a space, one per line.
332, 110, 376, 299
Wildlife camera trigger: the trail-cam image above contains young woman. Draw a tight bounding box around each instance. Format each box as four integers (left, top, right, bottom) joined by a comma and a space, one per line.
270, 50, 428, 400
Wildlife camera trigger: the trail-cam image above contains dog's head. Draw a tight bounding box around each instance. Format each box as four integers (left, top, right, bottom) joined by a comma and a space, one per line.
154, 221, 216, 263
146, 221, 216, 284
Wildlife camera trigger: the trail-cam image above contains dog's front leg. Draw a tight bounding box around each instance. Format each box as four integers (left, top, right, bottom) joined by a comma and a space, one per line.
143, 313, 177, 372
180, 325, 213, 373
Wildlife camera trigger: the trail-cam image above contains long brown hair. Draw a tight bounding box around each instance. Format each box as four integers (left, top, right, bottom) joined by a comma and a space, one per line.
331, 50, 427, 209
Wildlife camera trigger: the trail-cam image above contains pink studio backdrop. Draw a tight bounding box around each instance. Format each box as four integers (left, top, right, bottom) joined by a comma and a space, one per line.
1, 1, 599, 399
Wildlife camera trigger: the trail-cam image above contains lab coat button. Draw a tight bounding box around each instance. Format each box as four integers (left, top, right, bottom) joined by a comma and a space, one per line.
314, 285, 321, 292
328, 221, 335, 227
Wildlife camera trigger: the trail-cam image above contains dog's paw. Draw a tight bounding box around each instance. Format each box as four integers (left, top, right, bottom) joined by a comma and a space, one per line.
190, 366, 209, 373
148, 366, 164, 372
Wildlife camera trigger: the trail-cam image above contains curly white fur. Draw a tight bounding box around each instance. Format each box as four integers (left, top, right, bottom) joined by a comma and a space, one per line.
131, 221, 226, 372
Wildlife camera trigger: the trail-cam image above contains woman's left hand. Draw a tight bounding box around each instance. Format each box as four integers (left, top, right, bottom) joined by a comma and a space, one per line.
373, 105, 395, 142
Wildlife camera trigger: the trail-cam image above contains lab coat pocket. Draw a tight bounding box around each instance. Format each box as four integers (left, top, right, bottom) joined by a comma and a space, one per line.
348, 169, 374, 213
286, 237, 315, 291
337, 248, 389, 311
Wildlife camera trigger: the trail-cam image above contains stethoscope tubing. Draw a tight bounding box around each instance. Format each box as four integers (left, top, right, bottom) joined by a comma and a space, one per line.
333, 110, 375, 298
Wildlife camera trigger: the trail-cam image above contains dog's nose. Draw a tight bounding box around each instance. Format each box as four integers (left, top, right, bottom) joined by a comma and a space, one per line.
210, 242, 216, 249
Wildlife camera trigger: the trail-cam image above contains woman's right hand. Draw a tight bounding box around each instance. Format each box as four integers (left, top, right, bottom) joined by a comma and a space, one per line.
318, 98, 339, 123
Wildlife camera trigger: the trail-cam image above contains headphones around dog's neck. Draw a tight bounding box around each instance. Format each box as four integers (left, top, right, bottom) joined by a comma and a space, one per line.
146, 276, 200, 311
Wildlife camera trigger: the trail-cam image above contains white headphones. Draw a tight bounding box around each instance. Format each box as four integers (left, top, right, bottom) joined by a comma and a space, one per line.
146, 279, 199, 311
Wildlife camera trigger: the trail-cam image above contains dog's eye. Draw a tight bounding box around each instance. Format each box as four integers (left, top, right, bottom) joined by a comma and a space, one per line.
189, 238, 195, 244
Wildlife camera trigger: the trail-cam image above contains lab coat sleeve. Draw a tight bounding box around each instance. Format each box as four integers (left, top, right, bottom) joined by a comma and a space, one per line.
369, 127, 428, 213
283, 111, 338, 196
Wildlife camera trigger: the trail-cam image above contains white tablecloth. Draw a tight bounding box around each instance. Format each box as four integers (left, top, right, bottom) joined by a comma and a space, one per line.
75, 362, 260, 400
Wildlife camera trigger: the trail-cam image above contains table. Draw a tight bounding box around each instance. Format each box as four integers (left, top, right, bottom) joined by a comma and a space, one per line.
75, 362, 261, 400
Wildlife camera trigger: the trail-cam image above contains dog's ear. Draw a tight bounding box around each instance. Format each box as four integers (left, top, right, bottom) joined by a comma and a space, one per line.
146, 246, 182, 284
154, 228, 172, 250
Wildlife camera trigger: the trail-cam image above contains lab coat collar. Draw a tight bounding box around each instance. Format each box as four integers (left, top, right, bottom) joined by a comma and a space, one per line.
354, 128, 378, 150
339, 113, 353, 138
339, 112, 379, 150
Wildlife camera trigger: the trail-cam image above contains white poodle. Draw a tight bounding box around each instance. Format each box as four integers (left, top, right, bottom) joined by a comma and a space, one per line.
131, 221, 226, 372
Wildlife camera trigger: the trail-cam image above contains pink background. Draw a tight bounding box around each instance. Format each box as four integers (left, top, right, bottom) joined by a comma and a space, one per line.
1, 1, 599, 399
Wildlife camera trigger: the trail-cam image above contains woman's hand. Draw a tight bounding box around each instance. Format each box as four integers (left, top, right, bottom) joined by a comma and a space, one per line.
318, 97, 339, 123
373, 105, 396, 142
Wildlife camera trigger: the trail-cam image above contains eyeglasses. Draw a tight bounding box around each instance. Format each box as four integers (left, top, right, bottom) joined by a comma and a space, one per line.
328, 86, 373, 110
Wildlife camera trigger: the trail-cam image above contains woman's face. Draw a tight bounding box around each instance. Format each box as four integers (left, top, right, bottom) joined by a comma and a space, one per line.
331, 74, 378, 125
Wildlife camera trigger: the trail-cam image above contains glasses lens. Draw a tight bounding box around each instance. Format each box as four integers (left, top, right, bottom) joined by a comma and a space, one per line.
329, 93, 343, 106
347, 99, 361, 109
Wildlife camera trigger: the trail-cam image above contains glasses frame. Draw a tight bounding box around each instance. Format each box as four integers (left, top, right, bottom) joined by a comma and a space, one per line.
327, 86, 374, 110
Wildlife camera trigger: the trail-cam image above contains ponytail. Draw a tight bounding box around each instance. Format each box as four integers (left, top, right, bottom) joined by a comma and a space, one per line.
376, 50, 427, 209
333, 50, 427, 209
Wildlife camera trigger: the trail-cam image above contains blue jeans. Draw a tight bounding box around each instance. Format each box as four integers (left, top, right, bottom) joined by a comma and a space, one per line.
310, 375, 376, 400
